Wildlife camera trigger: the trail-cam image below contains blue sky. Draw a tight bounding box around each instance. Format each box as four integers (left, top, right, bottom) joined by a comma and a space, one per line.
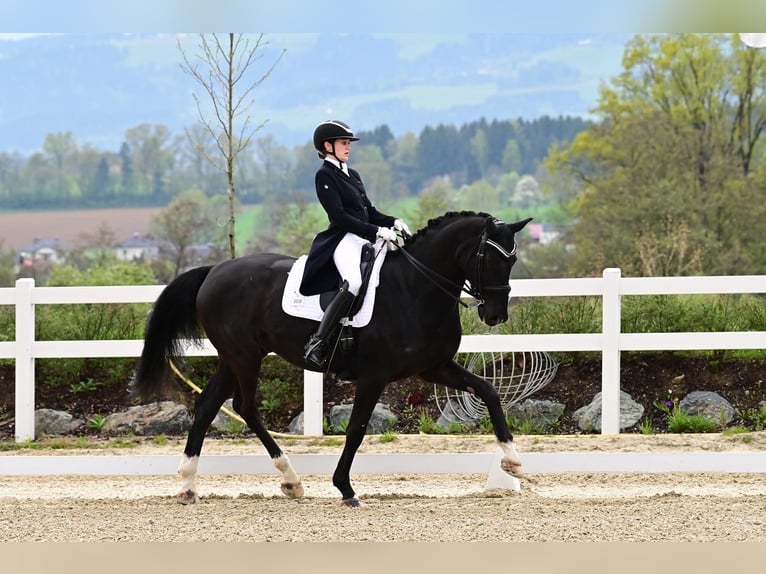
2, 1, 764, 33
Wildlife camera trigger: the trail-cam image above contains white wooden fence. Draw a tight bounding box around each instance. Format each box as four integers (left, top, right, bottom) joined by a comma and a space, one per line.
1, 269, 765, 444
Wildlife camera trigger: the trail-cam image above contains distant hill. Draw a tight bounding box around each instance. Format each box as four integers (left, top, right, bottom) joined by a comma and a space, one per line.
0, 33, 630, 154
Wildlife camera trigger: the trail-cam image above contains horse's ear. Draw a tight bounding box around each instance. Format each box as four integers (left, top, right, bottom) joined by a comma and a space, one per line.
485, 217, 499, 235
509, 217, 533, 234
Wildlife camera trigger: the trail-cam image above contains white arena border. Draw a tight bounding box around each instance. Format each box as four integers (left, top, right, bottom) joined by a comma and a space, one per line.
2, 451, 766, 476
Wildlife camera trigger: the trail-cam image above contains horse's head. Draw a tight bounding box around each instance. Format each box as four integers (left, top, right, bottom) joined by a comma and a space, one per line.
472, 216, 533, 327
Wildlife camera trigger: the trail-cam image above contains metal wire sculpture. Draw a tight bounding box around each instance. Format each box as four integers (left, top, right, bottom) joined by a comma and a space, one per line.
434, 351, 559, 422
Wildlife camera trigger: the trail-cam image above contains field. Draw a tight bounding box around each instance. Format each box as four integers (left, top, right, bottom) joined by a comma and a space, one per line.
0, 207, 164, 251
0, 206, 264, 252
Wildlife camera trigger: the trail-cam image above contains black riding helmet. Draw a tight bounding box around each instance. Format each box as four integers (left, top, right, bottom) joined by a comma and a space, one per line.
313, 120, 360, 158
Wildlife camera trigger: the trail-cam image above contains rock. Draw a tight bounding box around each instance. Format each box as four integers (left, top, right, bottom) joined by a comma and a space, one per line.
34, 408, 84, 437
211, 399, 240, 432
104, 401, 191, 435
573, 391, 644, 432
436, 398, 476, 428
288, 411, 305, 434
507, 399, 565, 430
678, 391, 736, 424
328, 402, 396, 434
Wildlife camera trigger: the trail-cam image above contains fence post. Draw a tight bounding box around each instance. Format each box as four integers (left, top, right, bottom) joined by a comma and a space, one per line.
601, 268, 621, 434
15, 278, 35, 442
303, 370, 324, 436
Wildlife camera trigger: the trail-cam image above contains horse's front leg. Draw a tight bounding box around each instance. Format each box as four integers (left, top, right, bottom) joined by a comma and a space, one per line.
332, 379, 386, 508
421, 360, 525, 478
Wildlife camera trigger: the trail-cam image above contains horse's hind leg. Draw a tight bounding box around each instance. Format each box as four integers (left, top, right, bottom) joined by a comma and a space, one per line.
177, 362, 235, 504
230, 359, 304, 499
421, 360, 525, 478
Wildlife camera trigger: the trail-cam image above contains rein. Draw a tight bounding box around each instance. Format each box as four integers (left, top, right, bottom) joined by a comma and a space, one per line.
396, 225, 516, 308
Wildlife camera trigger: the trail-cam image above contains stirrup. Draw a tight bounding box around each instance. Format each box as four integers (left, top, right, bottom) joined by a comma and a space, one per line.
304, 337, 327, 369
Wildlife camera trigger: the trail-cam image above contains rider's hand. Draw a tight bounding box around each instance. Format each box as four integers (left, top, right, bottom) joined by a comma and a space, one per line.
394, 219, 412, 237
376, 226, 398, 243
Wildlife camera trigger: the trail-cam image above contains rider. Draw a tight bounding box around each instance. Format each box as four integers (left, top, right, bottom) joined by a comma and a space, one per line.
299, 119, 411, 369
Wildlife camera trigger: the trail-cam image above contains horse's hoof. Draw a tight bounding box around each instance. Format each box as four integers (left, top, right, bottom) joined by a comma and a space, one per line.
177, 489, 198, 505
281, 482, 305, 498
340, 497, 364, 508
501, 459, 526, 479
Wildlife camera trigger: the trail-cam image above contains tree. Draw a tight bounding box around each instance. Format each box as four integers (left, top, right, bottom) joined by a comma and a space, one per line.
178, 33, 284, 258
546, 33, 766, 277
42, 131, 80, 202
469, 128, 490, 179
456, 179, 500, 213
123, 123, 175, 204
150, 189, 213, 278
405, 176, 456, 232
511, 175, 543, 209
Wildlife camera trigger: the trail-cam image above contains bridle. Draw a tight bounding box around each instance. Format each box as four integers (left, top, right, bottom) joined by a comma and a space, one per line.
396, 224, 517, 308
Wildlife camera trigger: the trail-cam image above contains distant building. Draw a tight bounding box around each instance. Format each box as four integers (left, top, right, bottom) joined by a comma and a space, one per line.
527, 223, 563, 246
114, 232, 160, 261
17, 237, 66, 267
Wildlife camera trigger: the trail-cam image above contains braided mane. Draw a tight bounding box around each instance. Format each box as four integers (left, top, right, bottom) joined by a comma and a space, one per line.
405, 210, 493, 246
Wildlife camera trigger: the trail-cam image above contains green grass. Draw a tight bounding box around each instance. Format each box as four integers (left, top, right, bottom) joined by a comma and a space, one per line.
378, 431, 398, 443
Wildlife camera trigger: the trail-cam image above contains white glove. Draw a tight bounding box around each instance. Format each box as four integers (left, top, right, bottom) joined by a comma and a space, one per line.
394, 219, 412, 237
376, 226, 397, 242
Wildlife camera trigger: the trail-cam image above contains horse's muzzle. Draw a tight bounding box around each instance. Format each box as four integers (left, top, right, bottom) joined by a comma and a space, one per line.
478, 303, 508, 327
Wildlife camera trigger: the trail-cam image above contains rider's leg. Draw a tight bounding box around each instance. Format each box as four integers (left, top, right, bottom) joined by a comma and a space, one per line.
304, 281, 355, 368
333, 233, 365, 296
303, 234, 364, 369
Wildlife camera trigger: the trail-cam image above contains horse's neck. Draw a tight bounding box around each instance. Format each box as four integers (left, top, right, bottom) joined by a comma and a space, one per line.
407, 220, 480, 283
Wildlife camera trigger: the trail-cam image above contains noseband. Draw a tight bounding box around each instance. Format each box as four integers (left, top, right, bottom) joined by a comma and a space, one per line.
467, 227, 517, 304
397, 224, 517, 308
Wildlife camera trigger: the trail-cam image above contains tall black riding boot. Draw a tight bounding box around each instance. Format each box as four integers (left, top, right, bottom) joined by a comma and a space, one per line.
304, 284, 356, 370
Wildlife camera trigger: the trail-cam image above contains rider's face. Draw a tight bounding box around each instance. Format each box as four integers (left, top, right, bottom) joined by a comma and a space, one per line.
326, 138, 351, 162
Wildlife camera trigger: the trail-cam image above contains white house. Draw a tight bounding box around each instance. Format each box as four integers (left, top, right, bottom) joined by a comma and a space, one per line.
17, 237, 66, 267
114, 232, 160, 261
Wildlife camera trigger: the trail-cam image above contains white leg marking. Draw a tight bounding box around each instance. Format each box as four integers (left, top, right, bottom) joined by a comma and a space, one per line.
498, 441, 525, 477
274, 454, 304, 498
178, 454, 199, 494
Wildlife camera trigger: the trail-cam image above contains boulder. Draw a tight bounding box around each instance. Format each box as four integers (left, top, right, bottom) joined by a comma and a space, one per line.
104, 401, 191, 435
34, 408, 84, 437
573, 391, 644, 432
678, 391, 736, 424
328, 402, 396, 434
507, 399, 565, 430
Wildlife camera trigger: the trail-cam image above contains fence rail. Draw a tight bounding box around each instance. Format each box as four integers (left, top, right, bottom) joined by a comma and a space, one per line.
2, 270, 765, 443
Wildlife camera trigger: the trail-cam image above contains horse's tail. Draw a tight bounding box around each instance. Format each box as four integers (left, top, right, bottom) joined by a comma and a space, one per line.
132, 265, 214, 400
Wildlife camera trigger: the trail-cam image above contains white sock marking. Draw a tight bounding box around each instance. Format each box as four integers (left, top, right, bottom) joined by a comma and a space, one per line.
273, 454, 300, 485
499, 441, 521, 465
178, 455, 199, 493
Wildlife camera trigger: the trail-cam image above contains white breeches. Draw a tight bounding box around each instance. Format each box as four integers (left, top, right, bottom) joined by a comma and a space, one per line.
333, 233, 368, 295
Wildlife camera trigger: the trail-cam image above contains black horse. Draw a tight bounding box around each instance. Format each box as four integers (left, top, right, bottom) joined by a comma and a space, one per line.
134, 211, 532, 507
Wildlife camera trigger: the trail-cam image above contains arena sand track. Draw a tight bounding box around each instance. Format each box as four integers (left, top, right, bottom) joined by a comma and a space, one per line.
1, 434, 764, 542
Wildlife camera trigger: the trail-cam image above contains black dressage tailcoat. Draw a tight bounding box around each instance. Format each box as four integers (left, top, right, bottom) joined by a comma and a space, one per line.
299, 160, 396, 296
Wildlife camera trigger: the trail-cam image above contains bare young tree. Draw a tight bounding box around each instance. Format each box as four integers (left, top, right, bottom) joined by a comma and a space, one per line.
178, 33, 284, 258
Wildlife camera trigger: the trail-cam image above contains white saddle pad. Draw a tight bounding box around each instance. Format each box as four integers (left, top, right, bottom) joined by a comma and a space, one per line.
281, 242, 389, 328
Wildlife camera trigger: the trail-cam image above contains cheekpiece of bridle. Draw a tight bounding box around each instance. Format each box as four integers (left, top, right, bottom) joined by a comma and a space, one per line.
397, 217, 517, 308
465, 222, 517, 306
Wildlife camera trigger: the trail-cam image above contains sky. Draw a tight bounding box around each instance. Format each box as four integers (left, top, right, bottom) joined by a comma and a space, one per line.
2, 0, 765, 33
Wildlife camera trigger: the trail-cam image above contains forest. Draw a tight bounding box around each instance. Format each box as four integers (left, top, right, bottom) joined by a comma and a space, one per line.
0, 115, 587, 209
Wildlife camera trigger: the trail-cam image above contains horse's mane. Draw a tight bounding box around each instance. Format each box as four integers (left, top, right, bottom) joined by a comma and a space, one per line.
405, 210, 492, 246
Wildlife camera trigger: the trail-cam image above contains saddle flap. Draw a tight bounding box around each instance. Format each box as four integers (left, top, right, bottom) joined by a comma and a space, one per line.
281, 243, 389, 329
